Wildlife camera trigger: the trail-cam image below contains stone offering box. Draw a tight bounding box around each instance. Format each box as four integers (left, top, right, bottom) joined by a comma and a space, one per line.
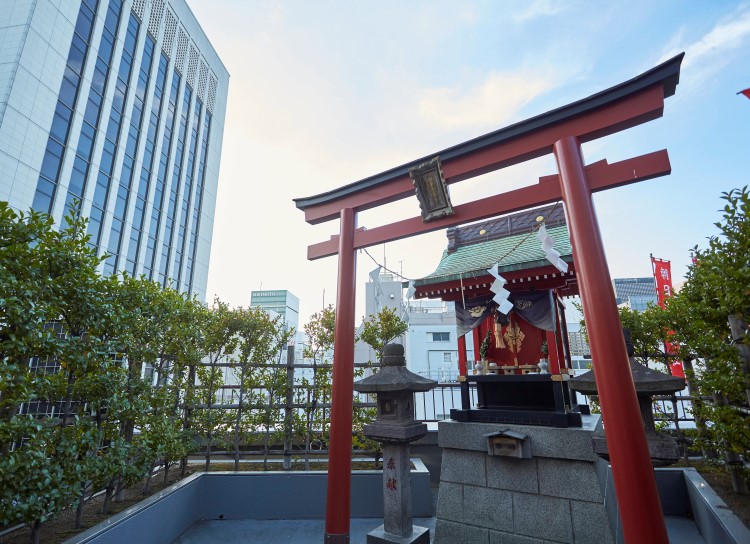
451, 374, 582, 428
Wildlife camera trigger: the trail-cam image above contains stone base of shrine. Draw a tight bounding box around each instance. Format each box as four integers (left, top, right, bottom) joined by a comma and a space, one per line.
433, 415, 614, 544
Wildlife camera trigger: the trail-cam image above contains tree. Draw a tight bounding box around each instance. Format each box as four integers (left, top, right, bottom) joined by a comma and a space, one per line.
663, 187, 750, 493
0, 206, 62, 537
231, 306, 289, 471
301, 305, 335, 468
357, 306, 409, 362
0, 205, 120, 542
103, 275, 167, 506
617, 305, 671, 367
355, 307, 409, 463
196, 299, 241, 472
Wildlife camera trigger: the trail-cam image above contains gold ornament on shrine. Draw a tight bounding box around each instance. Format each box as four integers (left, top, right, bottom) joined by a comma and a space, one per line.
503, 322, 525, 364
493, 320, 506, 349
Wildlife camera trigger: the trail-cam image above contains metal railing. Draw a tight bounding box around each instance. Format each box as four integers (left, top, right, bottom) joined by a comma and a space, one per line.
410, 384, 701, 428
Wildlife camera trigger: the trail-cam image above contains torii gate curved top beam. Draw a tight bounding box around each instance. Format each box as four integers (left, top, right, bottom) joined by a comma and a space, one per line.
295, 53, 682, 224
298, 53, 684, 544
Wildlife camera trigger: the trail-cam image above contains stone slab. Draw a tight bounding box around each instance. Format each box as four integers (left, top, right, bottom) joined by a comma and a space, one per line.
435, 481, 462, 523
367, 524, 430, 544
440, 448, 486, 486
438, 416, 601, 462
434, 519, 489, 544
488, 531, 548, 544
513, 492, 573, 543
487, 457, 539, 494
538, 458, 603, 502
463, 485, 513, 532
570, 500, 614, 544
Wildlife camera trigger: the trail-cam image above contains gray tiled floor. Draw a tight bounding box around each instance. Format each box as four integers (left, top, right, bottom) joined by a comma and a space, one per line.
173, 518, 436, 543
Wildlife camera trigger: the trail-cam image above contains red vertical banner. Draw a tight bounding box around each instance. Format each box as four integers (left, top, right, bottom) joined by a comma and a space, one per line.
651, 256, 685, 378
651, 256, 673, 308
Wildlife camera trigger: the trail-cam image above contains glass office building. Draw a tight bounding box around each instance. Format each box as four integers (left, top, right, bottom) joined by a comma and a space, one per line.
0, 0, 228, 300
612, 277, 658, 311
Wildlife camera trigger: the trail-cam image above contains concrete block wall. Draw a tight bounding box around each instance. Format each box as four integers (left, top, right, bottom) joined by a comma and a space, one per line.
434, 416, 614, 544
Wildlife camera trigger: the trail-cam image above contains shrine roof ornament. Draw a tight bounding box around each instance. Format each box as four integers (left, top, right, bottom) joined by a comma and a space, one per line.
293, 53, 683, 220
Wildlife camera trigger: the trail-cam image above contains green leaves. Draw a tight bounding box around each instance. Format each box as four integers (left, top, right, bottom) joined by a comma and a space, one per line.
0, 205, 212, 528
357, 306, 408, 361
635, 187, 749, 481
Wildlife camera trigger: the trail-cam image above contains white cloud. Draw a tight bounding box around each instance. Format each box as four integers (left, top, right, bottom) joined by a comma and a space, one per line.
416, 71, 555, 131
683, 9, 750, 67
660, 4, 750, 87
512, 0, 571, 22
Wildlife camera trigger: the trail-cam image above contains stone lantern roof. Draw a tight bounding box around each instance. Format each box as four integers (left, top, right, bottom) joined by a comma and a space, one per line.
354, 344, 437, 393
569, 328, 685, 396
570, 358, 685, 396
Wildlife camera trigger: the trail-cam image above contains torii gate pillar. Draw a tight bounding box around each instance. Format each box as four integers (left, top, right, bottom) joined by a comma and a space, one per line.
554, 136, 668, 543
324, 207, 358, 543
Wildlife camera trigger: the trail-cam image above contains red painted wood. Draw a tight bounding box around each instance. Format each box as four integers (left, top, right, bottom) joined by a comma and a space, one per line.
485, 314, 545, 368
546, 330, 560, 374
303, 85, 664, 225
324, 208, 358, 540
307, 150, 670, 260
554, 136, 668, 544
457, 334, 468, 376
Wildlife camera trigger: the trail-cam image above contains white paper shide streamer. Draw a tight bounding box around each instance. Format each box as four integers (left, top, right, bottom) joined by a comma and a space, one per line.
487, 263, 513, 314
536, 224, 568, 273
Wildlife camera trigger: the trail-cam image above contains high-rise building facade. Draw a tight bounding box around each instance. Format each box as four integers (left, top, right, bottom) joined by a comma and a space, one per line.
0, 0, 228, 300
613, 277, 658, 311
250, 290, 300, 335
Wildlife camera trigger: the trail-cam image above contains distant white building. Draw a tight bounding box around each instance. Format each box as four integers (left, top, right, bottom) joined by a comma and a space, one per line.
250, 289, 314, 382
358, 272, 477, 419
402, 299, 474, 382
358, 272, 477, 377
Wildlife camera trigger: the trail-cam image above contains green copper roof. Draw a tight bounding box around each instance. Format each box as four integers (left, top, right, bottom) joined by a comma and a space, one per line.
416, 225, 572, 286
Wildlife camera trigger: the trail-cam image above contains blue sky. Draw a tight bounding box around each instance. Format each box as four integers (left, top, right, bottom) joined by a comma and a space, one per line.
192, 0, 750, 324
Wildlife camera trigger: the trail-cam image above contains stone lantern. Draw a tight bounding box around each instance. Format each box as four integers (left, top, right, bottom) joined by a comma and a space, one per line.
569, 329, 686, 466
353, 343, 437, 544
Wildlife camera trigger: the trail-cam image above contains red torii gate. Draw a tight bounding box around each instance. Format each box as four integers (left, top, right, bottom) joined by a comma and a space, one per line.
295, 53, 683, 544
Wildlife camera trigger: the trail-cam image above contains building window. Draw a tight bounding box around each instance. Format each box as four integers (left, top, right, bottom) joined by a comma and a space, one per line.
431, 332, 450, 342
443, 352, 452, 363
33, 0, 103, 214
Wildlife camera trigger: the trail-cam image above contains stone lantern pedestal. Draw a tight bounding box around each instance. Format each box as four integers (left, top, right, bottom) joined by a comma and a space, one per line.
353, 344, 437, 544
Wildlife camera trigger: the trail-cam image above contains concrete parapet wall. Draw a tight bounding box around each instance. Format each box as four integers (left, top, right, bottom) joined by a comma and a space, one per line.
434, 416, 613, 544
67, 460, 433, 544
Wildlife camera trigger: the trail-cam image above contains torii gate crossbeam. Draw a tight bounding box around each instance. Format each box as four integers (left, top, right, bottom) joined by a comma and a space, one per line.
297, 53, 684, 544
